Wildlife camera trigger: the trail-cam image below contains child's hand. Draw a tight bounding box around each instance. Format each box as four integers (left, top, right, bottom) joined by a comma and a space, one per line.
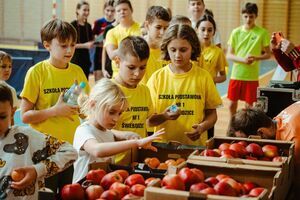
10, 166, 37, 190
245, 55, 255, 64
163, 107, 181, 120
103, 70, 111, 78
86, 41, 95, 49
123, 131, 141, 140
184, 124, 204, 141
52, 93, 79, 121
137, 128, 165, 151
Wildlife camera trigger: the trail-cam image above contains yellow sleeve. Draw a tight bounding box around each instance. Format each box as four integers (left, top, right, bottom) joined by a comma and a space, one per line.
20, 66, 40, 104
104, 28, 117, 47
217, 49, 228, 72
204, 72, 222, 109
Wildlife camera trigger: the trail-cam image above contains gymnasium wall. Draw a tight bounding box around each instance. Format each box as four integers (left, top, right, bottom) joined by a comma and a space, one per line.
0, 0, 299, 47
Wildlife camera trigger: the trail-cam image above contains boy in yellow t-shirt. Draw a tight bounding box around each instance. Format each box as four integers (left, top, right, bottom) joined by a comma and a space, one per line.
113, 36, 175, 164
140, 6, 171, 85
20, 19, 89, 197
104, 0, 141, 78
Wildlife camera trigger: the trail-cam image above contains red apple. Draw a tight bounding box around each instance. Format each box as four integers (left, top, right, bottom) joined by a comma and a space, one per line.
220, 178, 241, 195
100, 190, 119, 200
214, 181, 237, 196
145, 177, 161, 187
238, 141, 248, 147
121, 193, 141, 200
218, 143, 231, 151
109, 182, 130, 198
204, 177, 219, 187
215, 174, 230, 181
190, 182, 209, 192
124, 174, 145, 187
161, 174, 185, 191
86, 169, 106, 185
272, 156, 284, 162
229, 143, 247, 157
200, 149, 219, 157
86, 185, 104, 200
130, 184, 146, 197
100, 172, 123, 190
178, 167, 203, 190
243, 181, 257, 194
221, 149, 238, 158
262, 145, 278, 158
191, 168, 205, 183
61, 183, 85, 200
114, 169, 129, 181
199, 187, 217, 195
246, 143, 264, 157
249, 187, 265, 197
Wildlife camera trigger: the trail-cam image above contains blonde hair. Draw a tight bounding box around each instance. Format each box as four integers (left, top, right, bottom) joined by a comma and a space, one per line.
80, 78, 128, 117
0, 51, 12, 66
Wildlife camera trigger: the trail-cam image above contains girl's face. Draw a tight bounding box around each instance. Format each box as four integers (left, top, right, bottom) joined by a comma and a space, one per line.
115, 3, 132, 22
167, 38, 192, 71
77, 4, 90, 21
0, 57, 12, 81
104, 5, 115, 22
198, 20, 215, 44
93, 102, 124, 130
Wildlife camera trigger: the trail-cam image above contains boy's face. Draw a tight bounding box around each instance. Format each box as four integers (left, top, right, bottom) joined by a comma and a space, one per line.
104, 5, 115, 22
0, 57, 12, 81
145, 18, 169, 46
188, 0, 205, 17
0, 101, 12, 137
44, 38, 76, 67
242, 13, 257, 28
116, 54, 147, 88
115, 3, 132, 22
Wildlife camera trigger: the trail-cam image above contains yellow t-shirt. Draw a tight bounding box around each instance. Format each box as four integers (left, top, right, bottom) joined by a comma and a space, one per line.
113, 82, 154, 164
104, 22, 141, 77
198, 44, 228, 79
147, 62, 222, 146
20, 60, 90, 143
140, 48, 166, 85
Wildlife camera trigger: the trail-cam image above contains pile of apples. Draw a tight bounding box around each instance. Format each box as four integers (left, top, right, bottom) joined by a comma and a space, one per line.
200, 141, 284, 161
142, 157, 186, 169
61, 168, 155, 200
162, 167, 266, 197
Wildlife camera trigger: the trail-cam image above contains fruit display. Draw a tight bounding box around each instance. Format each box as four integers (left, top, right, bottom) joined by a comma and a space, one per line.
61, 168, 150, 200
143, 157, 186, 169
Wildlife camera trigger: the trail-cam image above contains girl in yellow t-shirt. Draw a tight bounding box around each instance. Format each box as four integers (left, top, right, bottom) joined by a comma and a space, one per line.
147, 24, 222, 146
196, 14, 227, 84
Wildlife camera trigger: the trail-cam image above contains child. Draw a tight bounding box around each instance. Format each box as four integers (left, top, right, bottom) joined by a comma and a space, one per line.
104, 0, 141, 77
188, 0, 221, 47
0, 51, 18, 112
226, 2, 271, 118
196, 15, 226, 84
228, 104, 300, 195
169, 15, 192, 26
71, 0, 94, 79
73, 78, 164, 182
113, 36, 170, 164
141, 5, 171, 84
147, 24, 222, 146
20, 19, 89, 196
92, 0, 115, 81
0, 82, 77, 200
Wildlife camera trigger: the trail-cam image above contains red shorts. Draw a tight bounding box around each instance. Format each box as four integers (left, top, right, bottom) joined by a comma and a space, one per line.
227, 79, 259, 105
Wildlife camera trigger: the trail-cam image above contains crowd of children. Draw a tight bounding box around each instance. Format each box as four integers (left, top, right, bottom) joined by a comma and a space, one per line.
2, 0, 300, 199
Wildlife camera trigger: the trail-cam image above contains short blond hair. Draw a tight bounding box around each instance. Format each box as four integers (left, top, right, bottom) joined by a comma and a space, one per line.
80, 78, 128, 117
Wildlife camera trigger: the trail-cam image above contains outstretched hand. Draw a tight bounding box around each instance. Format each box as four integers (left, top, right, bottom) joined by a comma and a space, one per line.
137, 128, 165, 151
10, 166, 37, 190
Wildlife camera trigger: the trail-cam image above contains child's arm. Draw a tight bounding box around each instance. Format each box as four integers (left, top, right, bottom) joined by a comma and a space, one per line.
105, 44, 118, 61
21, 93, 79, 124
247, 45, 271, 61
184, 109, 217, 141
11, 134, 77, 190
83, 129, 165, 158
147, 107, 181, 127
226, 45, 255, 65
112, 129, 141, 140
102, 46, 111, 78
